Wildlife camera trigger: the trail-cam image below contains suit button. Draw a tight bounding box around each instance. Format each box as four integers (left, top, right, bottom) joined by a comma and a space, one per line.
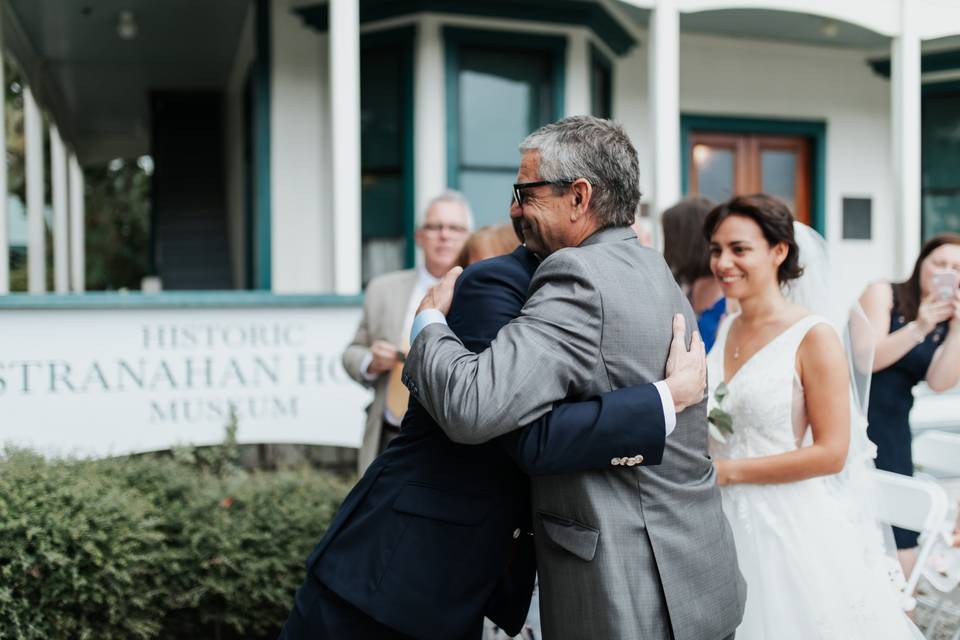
610, 457, 620, 466
626, 458, 637, 466
635, 454, 644, 465
513, 528, 521, 539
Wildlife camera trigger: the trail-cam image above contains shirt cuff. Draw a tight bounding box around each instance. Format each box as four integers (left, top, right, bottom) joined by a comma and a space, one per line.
653, 380, 677, 437
359, 352, 378, 382
410, 309, 448, 344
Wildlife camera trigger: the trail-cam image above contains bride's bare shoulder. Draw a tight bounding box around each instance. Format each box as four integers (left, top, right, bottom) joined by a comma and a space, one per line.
797, 321, 847, 382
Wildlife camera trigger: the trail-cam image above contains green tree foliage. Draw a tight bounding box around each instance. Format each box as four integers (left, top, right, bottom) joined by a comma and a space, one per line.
83, 158, 151, 291
4, 55, 151, 292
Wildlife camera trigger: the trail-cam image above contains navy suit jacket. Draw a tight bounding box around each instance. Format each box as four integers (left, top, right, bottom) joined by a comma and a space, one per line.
306, 246, 666, 639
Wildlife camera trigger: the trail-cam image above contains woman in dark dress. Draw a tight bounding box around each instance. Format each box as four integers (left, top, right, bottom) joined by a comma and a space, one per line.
860, 233, 960, 578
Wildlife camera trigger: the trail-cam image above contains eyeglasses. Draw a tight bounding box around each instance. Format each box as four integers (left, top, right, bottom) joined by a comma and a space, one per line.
420, 223, 469, 235
512, 180, 574, 207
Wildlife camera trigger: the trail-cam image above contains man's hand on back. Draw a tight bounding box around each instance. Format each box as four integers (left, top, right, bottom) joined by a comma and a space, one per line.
664, 314, 707, 413
417, 266, 463, 316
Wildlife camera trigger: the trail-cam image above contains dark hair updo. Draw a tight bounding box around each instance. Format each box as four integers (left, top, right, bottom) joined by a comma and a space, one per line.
702, 193, 804, 284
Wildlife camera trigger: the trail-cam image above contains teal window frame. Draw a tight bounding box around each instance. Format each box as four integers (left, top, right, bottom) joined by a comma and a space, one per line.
0, 291, 364, 309
680, 114, 827, 235
590, 43, 614, 119
361, 26, 417, 272
443, 26, 566, 193
295, 1, 636, 56
253, 0, 272, 290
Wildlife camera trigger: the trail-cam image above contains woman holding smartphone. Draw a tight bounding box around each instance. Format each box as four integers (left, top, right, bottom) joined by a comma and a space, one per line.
859, 232, 960, 577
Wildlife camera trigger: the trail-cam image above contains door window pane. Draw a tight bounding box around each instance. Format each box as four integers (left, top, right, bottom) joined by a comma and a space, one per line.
460, 170, 515, 228
922, 93, 960, 240
761, 150, 797, 211
361, 37, 412, 285
693, 145, 734, 203
923, 193, 960, 237
460, 49, 550, 167
455, 44, 555, 226
591, 52, 612, 119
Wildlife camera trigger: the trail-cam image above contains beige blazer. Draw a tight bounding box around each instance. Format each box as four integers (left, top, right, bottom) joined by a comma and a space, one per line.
342, 268, 417, 473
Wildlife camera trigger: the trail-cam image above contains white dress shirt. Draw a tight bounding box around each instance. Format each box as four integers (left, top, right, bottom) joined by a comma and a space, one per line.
360, 266, 439, 426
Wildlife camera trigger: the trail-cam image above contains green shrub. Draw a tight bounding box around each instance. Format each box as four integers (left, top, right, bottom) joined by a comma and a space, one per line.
0, 449, 166, 639
0, 443, 352, 639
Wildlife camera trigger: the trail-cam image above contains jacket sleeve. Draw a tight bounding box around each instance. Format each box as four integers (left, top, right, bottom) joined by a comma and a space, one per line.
404, 249, 602, 444
342, 282, 377, 386
497, 384, 666, 475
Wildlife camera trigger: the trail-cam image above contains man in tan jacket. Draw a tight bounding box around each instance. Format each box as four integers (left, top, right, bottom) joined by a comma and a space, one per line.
342, 191, 472, 472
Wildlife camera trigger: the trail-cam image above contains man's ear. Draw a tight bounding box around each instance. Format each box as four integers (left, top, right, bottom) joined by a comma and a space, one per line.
570, 179, 592, 218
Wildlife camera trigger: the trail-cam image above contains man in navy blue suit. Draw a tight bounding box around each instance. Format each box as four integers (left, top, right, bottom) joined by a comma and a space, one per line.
280, 237, 705, 639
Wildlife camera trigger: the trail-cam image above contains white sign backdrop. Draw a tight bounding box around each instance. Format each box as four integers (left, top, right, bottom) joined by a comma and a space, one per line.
0, 306, 369, 457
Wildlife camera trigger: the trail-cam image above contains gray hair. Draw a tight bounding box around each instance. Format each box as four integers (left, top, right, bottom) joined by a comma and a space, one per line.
423, 189, 475, 231
519, 116, 640, 227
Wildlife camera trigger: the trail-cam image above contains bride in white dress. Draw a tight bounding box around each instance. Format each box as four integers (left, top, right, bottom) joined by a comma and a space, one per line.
704, 194, 917, 639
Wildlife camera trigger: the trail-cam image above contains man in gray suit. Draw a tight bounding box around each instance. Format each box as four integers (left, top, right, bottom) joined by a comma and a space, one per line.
343, 191, 471, 473
405, 116, 745, 640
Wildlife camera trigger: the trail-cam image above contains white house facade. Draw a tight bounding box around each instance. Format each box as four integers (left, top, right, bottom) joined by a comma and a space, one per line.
0, 0, 957, 453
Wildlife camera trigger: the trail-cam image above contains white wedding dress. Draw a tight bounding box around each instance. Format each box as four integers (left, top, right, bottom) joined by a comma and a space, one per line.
707, 313, 918, 640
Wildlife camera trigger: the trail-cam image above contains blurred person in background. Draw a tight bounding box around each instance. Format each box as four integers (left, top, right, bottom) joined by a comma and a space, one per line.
662, 196, 726, 351
859, 232, 960, 577
458, 223, 521, 268
343, 190, 473, 473
631, 215, 655, 248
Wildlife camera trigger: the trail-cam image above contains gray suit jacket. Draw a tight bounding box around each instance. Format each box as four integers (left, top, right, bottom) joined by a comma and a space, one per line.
343, 268, 417, 473
405, 227, 745, 640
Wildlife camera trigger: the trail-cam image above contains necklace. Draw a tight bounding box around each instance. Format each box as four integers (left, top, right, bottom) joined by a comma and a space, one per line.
730, 317, 776, 360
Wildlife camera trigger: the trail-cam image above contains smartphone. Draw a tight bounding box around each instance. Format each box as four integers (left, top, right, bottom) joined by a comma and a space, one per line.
933, 270, 959, 300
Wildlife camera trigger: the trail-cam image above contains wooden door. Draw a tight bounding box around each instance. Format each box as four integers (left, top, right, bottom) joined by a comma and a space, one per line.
688, 132, 812, 224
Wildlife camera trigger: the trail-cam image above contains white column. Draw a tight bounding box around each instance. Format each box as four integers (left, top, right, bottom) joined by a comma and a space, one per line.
0, 11, 7, 295
69, 153, 85, 292
414, 17, 446, 221
24, 85, 45, 293
647, 0, 681, 248
50, 124, 69, 293
891, 0, 921, 278
329, 0, 361, 295
565, 30, 591, 117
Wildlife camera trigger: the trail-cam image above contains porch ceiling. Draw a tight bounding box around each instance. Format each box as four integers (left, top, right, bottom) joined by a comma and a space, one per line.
616, 3, 890, 50
679, 9, 890, 49
6, 0, 250, 164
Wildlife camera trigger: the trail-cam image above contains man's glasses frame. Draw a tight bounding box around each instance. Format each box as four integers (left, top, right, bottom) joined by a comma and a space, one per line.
512, 180, 574, 207
420, 223, 469, 235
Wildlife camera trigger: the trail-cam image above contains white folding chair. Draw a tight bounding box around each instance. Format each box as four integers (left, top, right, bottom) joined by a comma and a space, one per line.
870, 469, 950, 595
909, 432, 960, 637
913, 431, 960, 478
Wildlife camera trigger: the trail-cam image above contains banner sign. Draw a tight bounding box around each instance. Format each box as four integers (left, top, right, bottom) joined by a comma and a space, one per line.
0, 306, 369, 457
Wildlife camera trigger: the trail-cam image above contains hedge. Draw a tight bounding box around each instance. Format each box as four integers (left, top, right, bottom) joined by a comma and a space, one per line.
0, 437, 352, 639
